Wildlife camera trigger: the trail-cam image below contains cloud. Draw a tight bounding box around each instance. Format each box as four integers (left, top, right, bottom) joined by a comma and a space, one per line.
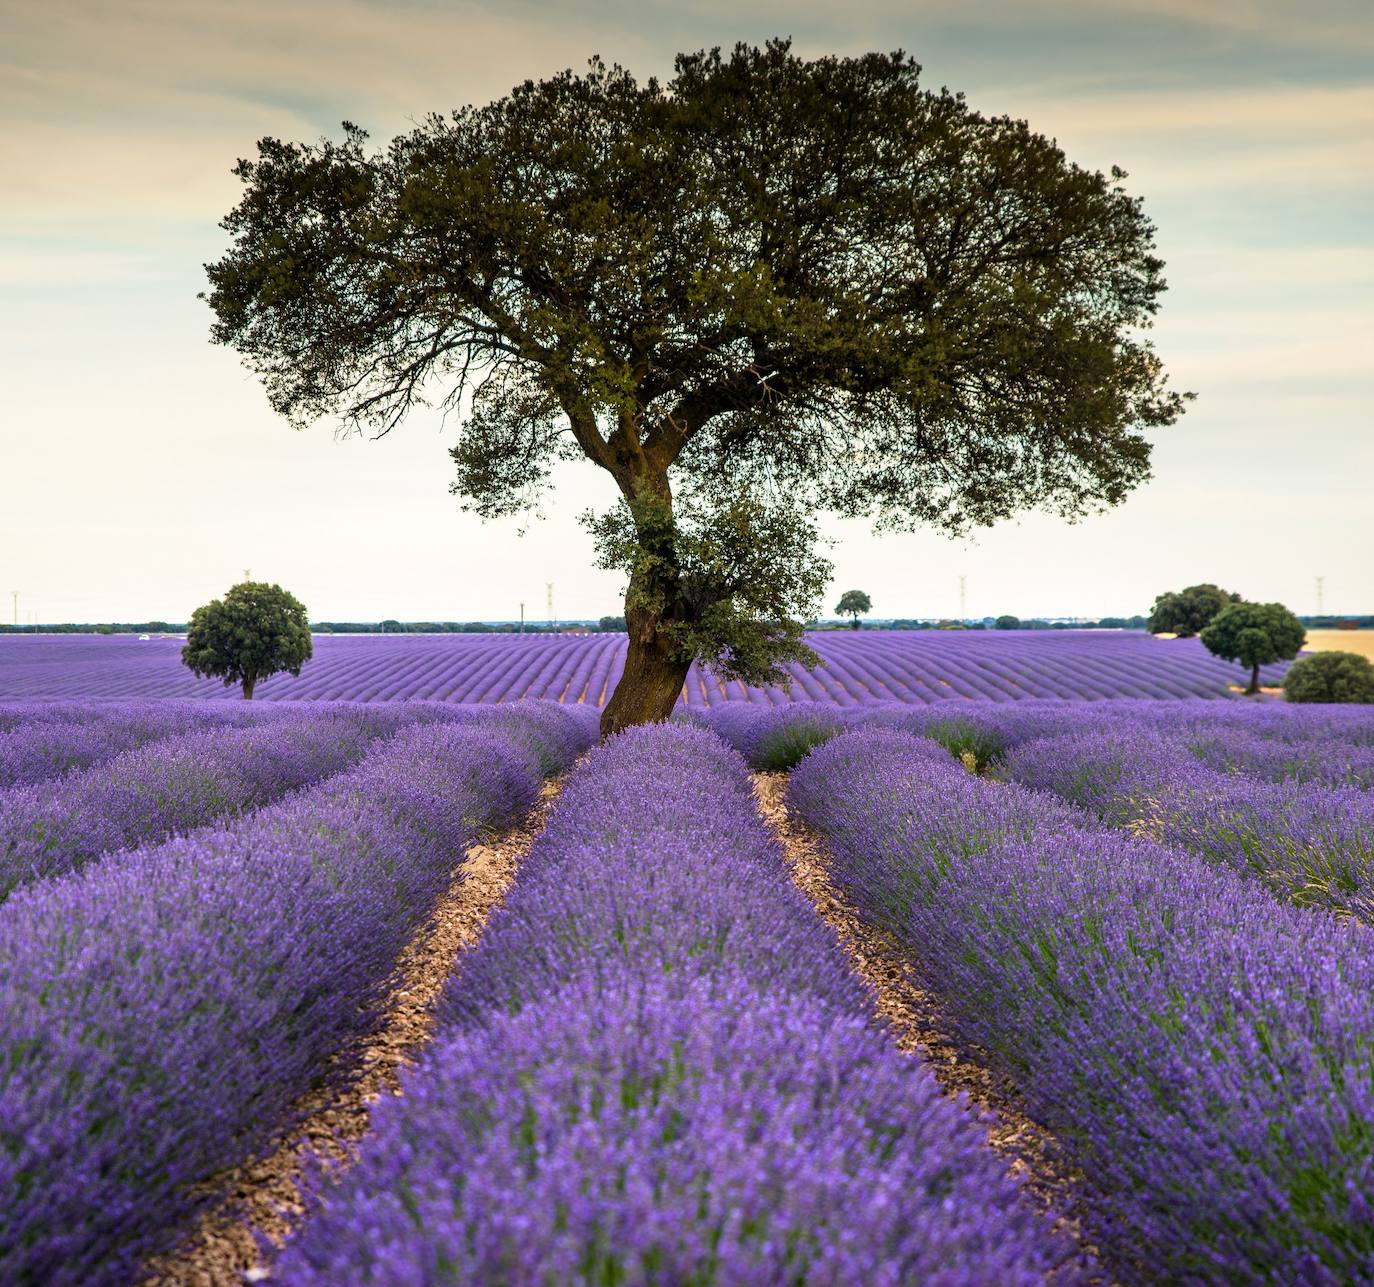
0, 0, 652, 227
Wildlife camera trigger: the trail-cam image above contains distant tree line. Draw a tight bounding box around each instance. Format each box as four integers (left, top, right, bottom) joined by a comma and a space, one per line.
0, 617, 631, 635
6, 613, 1368, 637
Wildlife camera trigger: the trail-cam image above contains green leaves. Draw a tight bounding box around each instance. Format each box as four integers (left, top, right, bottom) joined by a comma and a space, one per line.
1284, 651, 1374, 705
181, 582, 312, 698
1148, 584, 1242, 638
583, 483, 828, 688
204, 38, 1193, 716
1200, 602, 1306, 674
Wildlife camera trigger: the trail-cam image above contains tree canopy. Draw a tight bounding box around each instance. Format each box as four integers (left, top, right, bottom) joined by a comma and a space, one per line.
1147, 584, 1240, 638
835, 590, 873, 629
181, 581, 312, 699
1200, 601, 1304, 695
1283, 650, 1374, 704
202, 39, 1191, 732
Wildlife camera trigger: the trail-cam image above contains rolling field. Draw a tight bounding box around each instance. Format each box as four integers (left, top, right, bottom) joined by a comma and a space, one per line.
5, 694, 1373, 1283
0, 629, 1291, 703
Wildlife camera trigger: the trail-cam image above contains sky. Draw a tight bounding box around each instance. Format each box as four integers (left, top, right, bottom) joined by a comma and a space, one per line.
2, 0, 1370, 623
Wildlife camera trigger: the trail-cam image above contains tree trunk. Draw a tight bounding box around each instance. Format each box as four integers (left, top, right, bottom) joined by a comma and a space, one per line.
601, 604, 692, 737
1245, 661, 1260, 696
851, 617, 860, 630
242, 675, 256, 700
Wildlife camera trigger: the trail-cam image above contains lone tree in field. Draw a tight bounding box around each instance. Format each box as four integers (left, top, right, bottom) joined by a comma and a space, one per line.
1147, 583, 1241, 637
202, 40, 1191, 734
1200, 601, 1305, 696
835, 590, 872, 630
1284, 650, 1374, 704
182, 581, 312, 699
995, 615, 1021, 630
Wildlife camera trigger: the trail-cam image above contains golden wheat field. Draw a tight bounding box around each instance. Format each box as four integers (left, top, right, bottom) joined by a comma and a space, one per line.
1303, 630, 1374, 660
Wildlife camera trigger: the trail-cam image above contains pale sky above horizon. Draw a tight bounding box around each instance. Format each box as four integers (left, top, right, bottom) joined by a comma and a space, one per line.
2, 0, 1371, 624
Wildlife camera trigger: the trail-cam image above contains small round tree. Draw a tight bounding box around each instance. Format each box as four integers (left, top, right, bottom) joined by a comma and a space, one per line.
995, 614, 1021, 630
1147, 583, 1241, 637
835, 590, 872, 630
1283, 650, 1374, 704
1199, 601, 1305, 696
182, 581, 312, 699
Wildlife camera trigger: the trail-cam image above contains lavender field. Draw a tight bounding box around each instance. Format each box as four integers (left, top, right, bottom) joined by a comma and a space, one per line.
0, 629, 1289, 704
5, 681, 1374, 1283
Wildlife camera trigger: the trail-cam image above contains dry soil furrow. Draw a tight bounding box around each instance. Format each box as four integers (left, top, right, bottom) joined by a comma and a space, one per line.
143, 776, 564, 1287
751, 770, 1108, 1282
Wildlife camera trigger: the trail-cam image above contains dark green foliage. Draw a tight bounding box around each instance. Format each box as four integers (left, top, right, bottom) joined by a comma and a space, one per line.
181, 582, 312, 699
752, 721, 841, 771
995, 615, 1021, 630
923, 719, 1008, 773
583, 486, 828, 687
597, 615, 628, 633
1148, 584, 1240, 637
202, 39, 1191, 730
1283, 651, 1374, 704
1200, 601, 1305, 696
835, 590, 872, 630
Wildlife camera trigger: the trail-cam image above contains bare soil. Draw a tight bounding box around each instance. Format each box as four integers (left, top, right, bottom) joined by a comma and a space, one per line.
142, 777, 563, 1287
752, 771, 1111, 1283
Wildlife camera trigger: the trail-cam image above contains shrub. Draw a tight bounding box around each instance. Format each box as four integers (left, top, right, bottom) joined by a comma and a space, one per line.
1284, 651, 1374, 704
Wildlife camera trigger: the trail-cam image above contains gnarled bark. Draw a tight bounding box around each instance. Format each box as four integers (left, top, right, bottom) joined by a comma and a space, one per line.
600, 602, 692, 737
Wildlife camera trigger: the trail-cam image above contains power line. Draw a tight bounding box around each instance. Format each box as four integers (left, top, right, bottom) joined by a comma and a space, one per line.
1316, 575, 1325, 617
958, 574, 967, 622
546, 582, 556, 630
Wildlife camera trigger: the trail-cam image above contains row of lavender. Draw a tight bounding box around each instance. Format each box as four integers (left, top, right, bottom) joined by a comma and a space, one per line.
695, 699, 1374, 919
842, 700, 1374, 922
270, 724, 1072, 1283
685, 698, 1374, 1279
789, 729, 1374, 1282
0, 705, 424, 899
0, 702, 596, 1285
0, 630, 1290, 703
0, 699, 296, 788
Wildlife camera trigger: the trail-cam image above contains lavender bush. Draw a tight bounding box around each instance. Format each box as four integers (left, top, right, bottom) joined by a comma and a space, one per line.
791, 728, 1374, 1283
0, 714, 588, 1286
684, 700, 850, 768
0, 704, 430, 898
1186, 728, 1374, 788
1002, 728, 1374, 920
0, 700, 280, 788
274, 724, 1069, 1285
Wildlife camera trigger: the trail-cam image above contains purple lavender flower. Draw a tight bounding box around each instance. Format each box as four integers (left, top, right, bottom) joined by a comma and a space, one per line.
792, 727, 1374, 1282
274, 724, 1070, 1285
0, 716, 572, 1286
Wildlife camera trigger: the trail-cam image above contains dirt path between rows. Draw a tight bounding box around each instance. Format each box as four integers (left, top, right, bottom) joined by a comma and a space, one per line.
752, 770, 1110, 1283
143, 776, 564, 1287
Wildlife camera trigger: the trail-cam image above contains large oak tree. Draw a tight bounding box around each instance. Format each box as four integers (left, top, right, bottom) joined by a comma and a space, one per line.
203, 40, 1191, 733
